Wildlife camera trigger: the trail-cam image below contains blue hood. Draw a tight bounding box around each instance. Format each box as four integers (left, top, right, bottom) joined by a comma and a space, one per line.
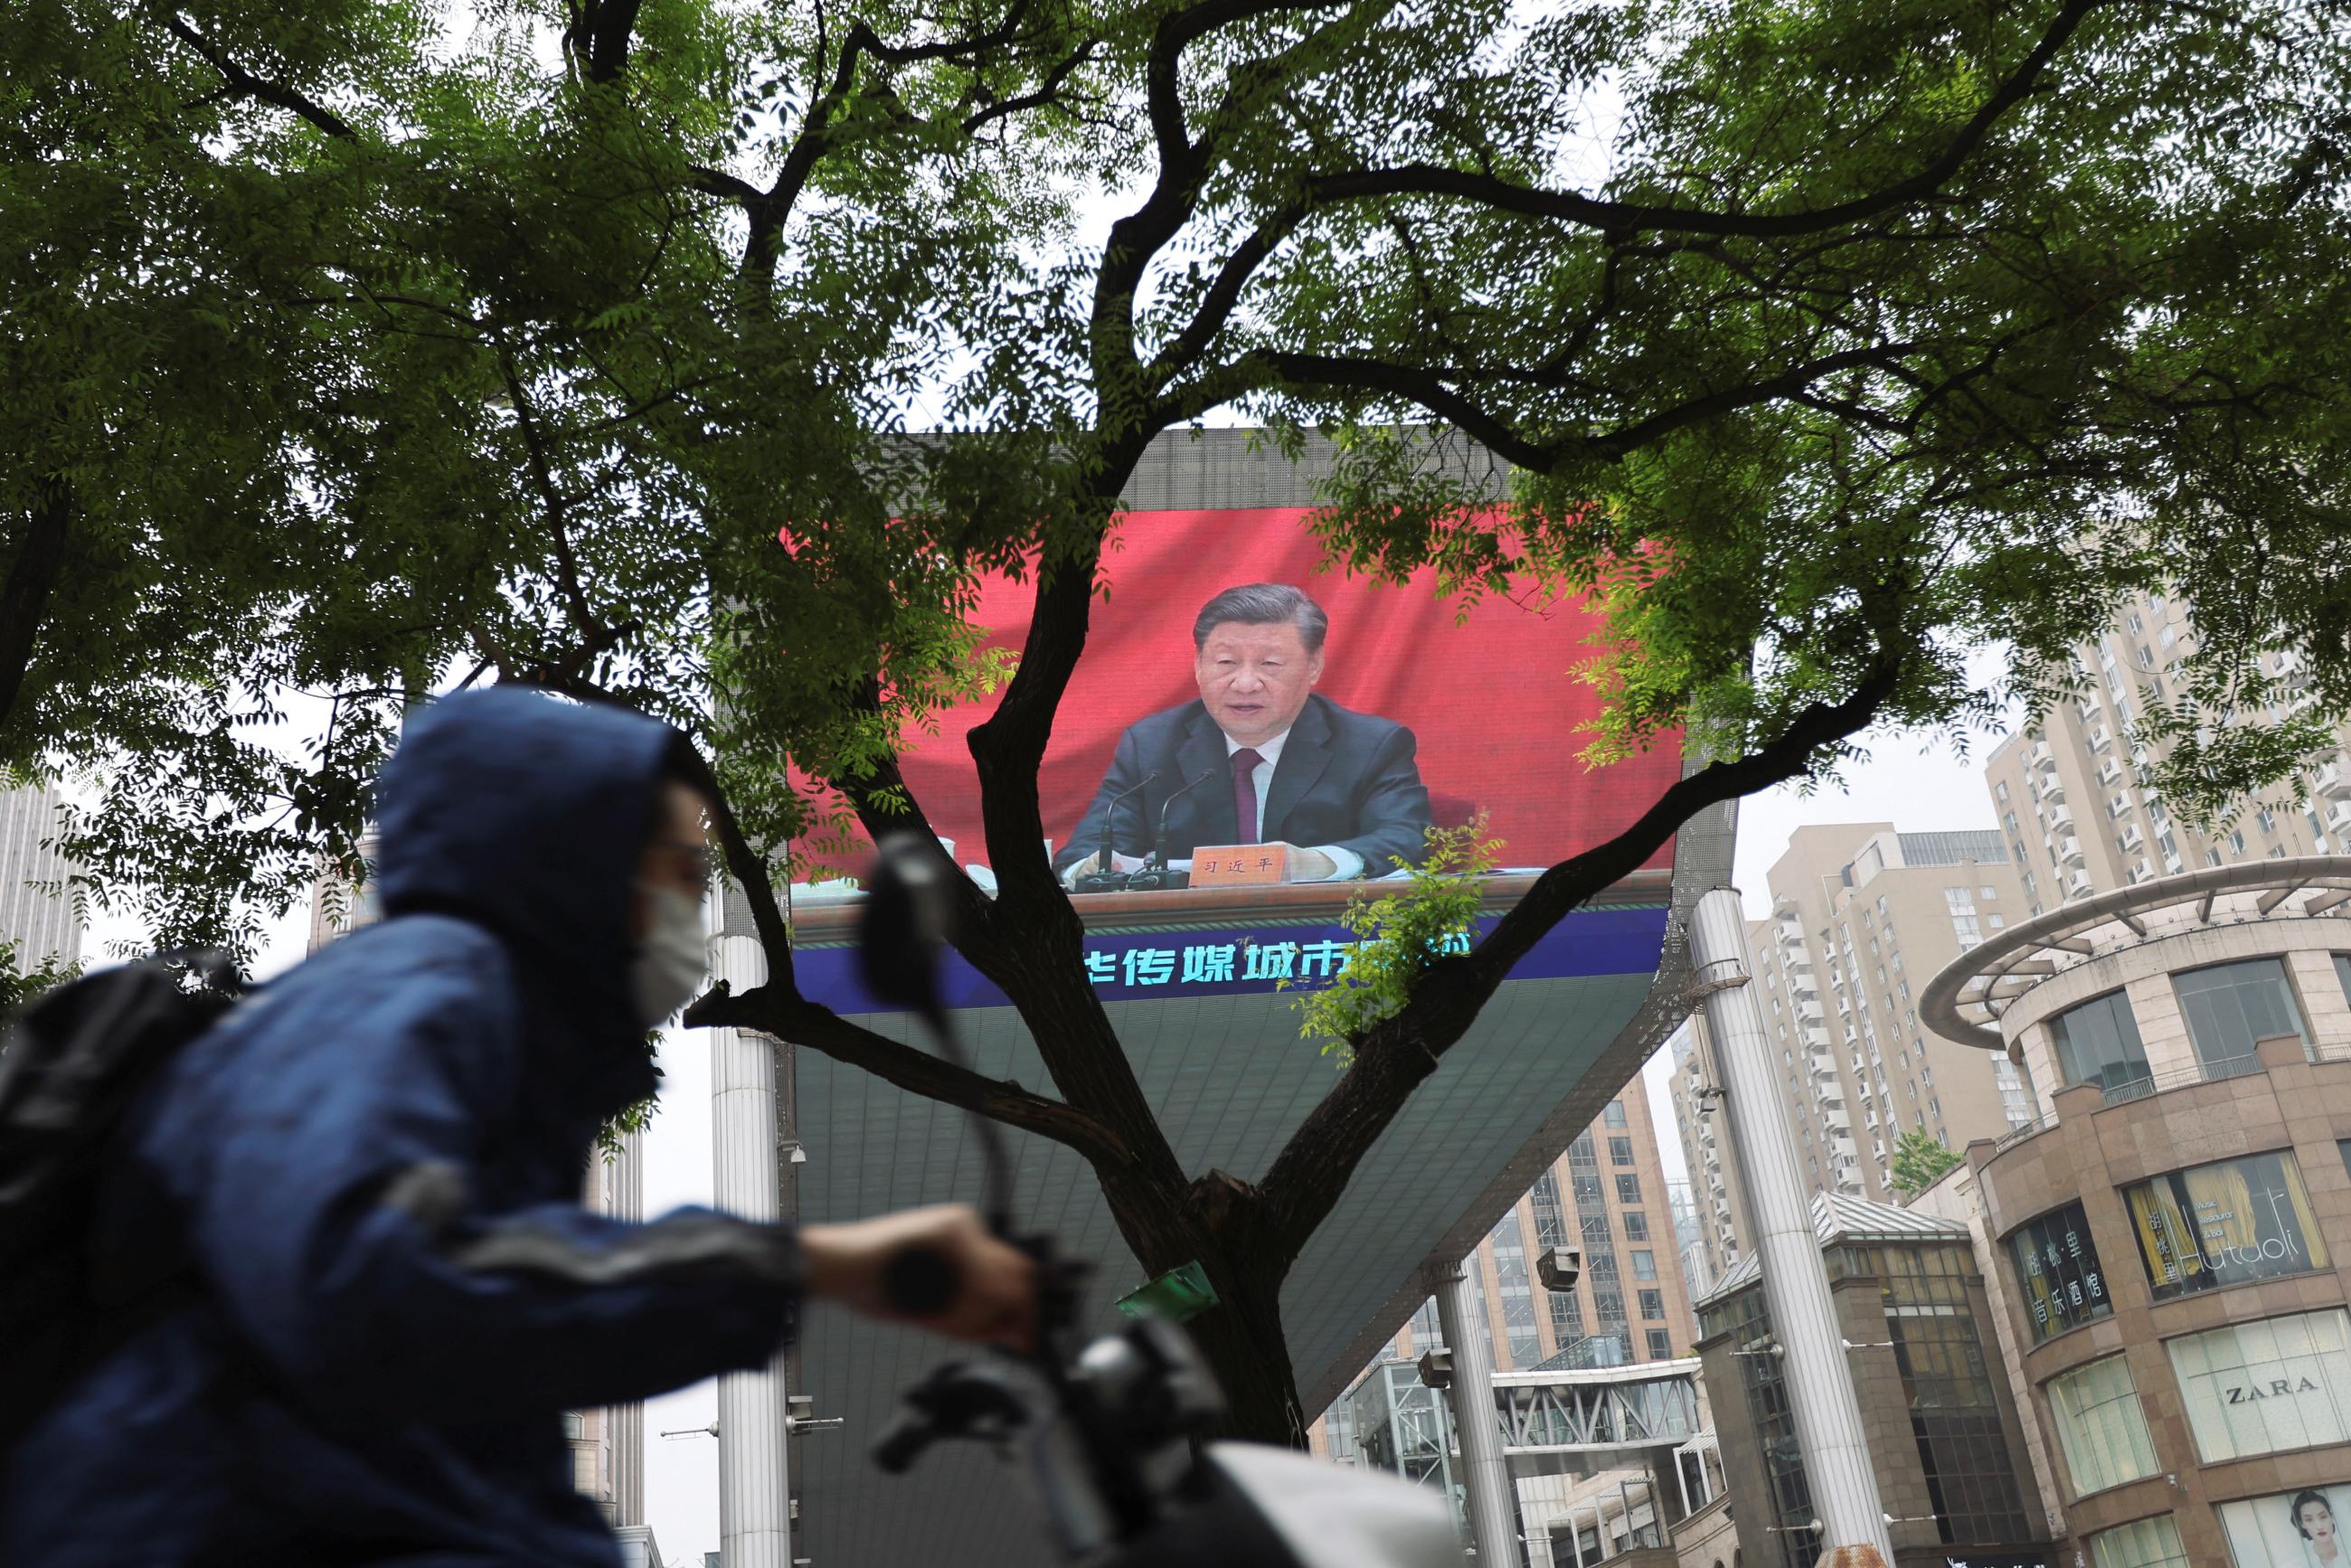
375, 688, 675, 1098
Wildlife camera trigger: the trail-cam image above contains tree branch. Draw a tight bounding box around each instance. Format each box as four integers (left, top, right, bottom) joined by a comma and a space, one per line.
1253, 651, 1910, 1258
156, 14, 357, 139
687, 980, 1133, 1165
563, 0, 646, 84
1301, 0, 2107, 239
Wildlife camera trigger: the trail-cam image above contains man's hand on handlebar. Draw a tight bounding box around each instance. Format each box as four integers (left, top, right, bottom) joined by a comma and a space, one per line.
800, 1204, 1039, 1353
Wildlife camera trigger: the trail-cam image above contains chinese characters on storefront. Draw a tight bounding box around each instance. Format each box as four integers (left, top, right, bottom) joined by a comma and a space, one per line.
2123, 1149, 2328, 1302
2008, 1200, 2110, 1342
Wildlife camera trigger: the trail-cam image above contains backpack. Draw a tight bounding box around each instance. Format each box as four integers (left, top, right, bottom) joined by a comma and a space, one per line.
0, 951, 239, 1452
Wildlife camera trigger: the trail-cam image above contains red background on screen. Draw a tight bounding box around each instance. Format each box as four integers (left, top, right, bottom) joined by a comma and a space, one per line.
863, 508, 1680, 876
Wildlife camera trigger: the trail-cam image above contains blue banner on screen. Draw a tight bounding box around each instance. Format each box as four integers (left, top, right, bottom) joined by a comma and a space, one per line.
793, 904, 1669, 1015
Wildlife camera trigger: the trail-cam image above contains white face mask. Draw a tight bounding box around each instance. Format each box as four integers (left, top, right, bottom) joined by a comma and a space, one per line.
631, 883, 708, 1026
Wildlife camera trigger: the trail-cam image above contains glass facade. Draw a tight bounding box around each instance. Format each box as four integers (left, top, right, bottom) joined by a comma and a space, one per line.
1490, 1209, 1541, 1367
2168, 1308, 2351, 1463
1711, 1285, 1818, 1568
1874, 1242, 2033, 1546
2174, 958, 2307, 1069
1570, 1133, 1629, 1353
2045, 1355, 2159, 1497
2008, 1200, 2113, 1342
2122, 1148, 2327, 1301
2048, 989, 2153, 1099
1346, 1362, 1458, 1500
2088, 1514, 2190, 1568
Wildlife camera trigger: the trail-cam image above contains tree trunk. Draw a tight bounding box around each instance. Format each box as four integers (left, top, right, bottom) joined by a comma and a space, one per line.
1092, 1170, 1309, 1450
1185, 1267, 1309, 1448
0, 474, 72, 741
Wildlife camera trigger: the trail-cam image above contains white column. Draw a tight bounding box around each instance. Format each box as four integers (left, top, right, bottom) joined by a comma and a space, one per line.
1432, 1262, 1523, 1568
709, 884, 792, 1568
610, 1125, 647, 1525
1690, 888, 1893, 1568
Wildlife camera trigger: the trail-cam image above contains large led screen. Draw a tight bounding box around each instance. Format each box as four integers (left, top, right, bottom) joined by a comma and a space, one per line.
804, 509, 1684, 897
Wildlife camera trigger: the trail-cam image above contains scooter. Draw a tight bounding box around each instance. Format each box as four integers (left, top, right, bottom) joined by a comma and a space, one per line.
856, 832, 1466, 1568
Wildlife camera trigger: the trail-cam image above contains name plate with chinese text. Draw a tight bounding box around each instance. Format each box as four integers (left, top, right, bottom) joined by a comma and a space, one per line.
1190, 843, 1289, 886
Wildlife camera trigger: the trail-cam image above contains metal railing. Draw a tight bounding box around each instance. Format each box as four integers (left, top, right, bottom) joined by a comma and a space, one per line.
2099, 1051, 2265, 1107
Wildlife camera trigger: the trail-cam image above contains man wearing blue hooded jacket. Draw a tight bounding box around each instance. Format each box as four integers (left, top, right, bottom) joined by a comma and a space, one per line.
0, 688, 1036, 1566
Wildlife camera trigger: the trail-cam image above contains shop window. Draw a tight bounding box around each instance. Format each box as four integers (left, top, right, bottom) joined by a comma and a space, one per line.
2045, 1355, 2158, 1497
2216, 1484, 2351, 1564
2087, 1515, 2189, 1568
2167, 1307, 2351, 1462
2048, 990, 2152, 1099
2173, 957, 2307, 1071
2122, 1148, 2327, 1301
2007, 1200, 2113, 1342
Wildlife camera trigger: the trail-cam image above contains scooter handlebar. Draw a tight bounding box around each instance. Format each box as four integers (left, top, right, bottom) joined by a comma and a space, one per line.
879, 1243, 959, 1317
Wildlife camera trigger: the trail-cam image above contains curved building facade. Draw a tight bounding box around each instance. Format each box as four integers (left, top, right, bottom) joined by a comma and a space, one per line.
1924, 857, 2351, 1568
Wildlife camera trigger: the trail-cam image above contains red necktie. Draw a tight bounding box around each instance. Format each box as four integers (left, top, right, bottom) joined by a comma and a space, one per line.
1232, 748, 1262, 842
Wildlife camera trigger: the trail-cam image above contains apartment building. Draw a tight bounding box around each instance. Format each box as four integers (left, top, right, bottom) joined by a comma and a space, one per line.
1982, 584, 2345, 913
0, 782, 80, 969
1670, 824, 2036, 1276
1318, 1086, 1696, 1463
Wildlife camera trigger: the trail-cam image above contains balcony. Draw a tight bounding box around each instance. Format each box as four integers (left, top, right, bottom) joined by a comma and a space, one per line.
2094, 1049, 2269, 1108
2316, 758, 2351, 800
2120, 823, 2144, 851
2065, 869, 2095, 899
2055, 834, 2085, 865
2089, 725, 2114, 752
2047, 801, 2076, 829
2026, 741, 2056, 770
2096, 757, 2123, 787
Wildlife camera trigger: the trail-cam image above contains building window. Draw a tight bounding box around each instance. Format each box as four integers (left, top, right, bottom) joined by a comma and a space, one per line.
1622, 1211, 1649, 1242
2008, 1200, 2113, 1342
1610, 1136, 1636, 1167
1646, 1328, 1674, 1360
2046, 1355, 2159, 1497
1639, 1288, 1665, 1320
2174, 957, 2307, 1071
2087, 1514, 2189, 1568
1617, 1174, 1642, 1205
1979, 884, 1997, 900
2048, 989, 2153, 1099
2216, 1485, 2351, 1563
2334, 952, 2351, 1005
1631, 1250, 1657, 1280
2122, 1148, 2328, 1301
2169, 1308, 2351, 1463
1603, 1099, 1629, 1128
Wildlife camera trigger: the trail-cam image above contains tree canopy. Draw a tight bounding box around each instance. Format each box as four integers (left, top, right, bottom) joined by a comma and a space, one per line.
1891, 1129, 1966, 1198
8, 0, 2351, 1439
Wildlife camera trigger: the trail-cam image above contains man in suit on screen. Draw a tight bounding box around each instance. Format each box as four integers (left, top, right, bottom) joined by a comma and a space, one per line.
1056, 582, 1433, 885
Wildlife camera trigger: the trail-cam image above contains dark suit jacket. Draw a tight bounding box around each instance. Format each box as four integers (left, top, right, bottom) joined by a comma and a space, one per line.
1055, 694, 1433, 878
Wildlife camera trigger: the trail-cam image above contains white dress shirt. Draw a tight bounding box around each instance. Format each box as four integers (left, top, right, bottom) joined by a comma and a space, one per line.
1224, 729, 1364, 881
